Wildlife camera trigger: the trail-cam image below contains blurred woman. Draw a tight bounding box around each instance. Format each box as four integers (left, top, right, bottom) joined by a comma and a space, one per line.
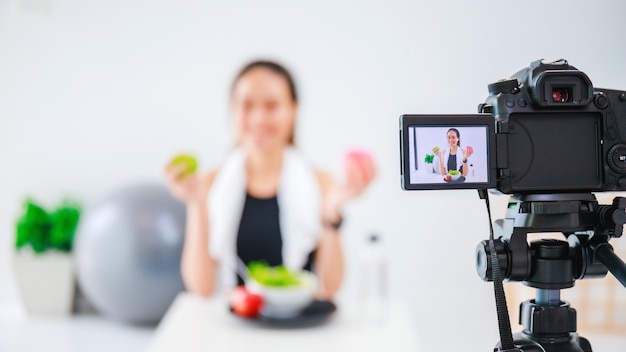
164, 61, 376, 299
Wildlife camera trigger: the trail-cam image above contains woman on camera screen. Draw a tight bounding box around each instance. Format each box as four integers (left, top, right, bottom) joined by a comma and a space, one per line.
433, 128, 473, 176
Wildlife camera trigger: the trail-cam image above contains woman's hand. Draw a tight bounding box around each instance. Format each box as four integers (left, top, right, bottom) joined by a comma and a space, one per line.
435, 149, 445, 175
163, 162, 205, 204
323, 151, 377, 219
463, 146, 474, 160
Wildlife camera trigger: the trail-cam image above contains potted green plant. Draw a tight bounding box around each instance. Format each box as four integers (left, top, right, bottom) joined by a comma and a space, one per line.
423, 153, 435, 174
12, 198, 81, 316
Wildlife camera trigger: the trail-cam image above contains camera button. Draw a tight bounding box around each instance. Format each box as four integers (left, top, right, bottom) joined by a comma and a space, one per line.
518, 99, 527, 108
620, 93, 626, 102
594, 92, 609, 109
506, 99, 515, 108
608, 144, 626, 173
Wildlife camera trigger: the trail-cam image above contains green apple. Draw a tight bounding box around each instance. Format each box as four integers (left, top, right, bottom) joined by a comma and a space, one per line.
170, 153, 198, 178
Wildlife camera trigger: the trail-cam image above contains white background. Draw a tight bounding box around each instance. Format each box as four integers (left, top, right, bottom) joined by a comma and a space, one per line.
1, 0, 626, 350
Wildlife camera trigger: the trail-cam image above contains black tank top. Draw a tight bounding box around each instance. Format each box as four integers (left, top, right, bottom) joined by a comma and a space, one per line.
236, 193, 316, 285
447, 153, 457, 172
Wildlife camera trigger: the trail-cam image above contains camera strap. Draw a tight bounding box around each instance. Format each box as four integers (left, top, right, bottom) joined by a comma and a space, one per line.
479, 190, 516, 351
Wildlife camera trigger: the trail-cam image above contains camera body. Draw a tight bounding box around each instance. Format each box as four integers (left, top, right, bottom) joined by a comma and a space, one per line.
483, 59, 626, 194
399, 59, 626, 194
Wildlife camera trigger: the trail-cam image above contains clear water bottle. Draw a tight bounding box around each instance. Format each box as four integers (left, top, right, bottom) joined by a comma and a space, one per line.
470, 163, 475, 180
358, 233, 387, 323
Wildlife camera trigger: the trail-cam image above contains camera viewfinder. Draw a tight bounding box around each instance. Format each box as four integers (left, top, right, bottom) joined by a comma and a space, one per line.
552, 87, 572, 103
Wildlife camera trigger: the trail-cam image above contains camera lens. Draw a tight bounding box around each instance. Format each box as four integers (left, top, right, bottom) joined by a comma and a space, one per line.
552, 88, 572, 103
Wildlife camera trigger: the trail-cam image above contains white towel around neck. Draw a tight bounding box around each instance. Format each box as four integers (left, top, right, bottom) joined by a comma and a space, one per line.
208, 147, 322, 290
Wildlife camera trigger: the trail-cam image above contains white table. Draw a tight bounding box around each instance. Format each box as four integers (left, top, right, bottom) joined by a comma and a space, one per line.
148, 293, 419, 352
409, 169, 484, 184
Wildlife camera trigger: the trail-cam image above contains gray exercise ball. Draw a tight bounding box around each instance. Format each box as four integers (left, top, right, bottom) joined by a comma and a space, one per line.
74, 183, 186, 324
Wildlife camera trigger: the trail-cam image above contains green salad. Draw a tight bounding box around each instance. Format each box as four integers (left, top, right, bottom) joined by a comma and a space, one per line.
247, 262, 302, 287
448, 170, 460, 176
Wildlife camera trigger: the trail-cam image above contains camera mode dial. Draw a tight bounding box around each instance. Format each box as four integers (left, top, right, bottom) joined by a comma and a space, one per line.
607, 144, 626, 174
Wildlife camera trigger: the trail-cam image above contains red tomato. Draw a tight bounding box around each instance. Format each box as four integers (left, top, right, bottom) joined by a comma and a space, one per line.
231, 286, 264, 318
444, 175, 452, 181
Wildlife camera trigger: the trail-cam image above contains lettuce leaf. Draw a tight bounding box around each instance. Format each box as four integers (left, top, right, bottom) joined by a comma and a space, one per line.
247, 262, 302, 287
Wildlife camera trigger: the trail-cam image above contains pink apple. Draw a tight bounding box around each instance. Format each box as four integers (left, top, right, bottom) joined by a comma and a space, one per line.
344, 149, 374, 175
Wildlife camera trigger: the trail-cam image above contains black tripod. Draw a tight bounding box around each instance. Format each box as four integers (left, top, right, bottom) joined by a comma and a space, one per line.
477, 193, 626, 352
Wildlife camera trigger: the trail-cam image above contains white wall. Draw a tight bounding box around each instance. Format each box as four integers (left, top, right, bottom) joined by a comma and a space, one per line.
1, 0, 625, 350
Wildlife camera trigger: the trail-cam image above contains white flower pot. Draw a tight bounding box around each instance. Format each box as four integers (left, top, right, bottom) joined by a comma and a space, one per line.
423, 162, 434, 174
12, 249, 74, 316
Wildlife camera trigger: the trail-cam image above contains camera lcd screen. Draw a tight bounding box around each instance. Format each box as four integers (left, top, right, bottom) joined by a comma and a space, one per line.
400, 115, 497, 190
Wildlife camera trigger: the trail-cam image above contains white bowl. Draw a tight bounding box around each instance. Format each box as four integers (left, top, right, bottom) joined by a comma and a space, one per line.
246, 271, 318, 319
447, 173, 461, 181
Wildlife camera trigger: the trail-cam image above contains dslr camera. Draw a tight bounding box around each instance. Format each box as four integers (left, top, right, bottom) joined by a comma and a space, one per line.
400, 59, 626, 194
400, 59, 626, 352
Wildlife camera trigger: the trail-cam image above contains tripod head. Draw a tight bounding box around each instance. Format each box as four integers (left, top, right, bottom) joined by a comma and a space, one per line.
476, 193, 626, 352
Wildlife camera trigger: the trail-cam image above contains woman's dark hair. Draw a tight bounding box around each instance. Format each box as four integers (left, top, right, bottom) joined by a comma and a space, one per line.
448, 128, 461, 146
231, 60, 298, 145
231, 60, 298, 103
